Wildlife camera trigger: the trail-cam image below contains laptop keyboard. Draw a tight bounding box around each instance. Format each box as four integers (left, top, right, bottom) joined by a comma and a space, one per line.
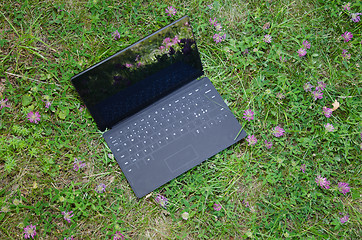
107, 82, 230, 174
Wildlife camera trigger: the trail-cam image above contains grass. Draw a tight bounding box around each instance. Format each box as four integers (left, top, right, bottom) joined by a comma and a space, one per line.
0, 0, 361, 239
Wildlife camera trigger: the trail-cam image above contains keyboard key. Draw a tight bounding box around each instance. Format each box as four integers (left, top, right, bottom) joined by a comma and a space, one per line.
187, 122, 195, 130
119, 151, 128, 159
122, 140, 130, 147
150, 143, 159, 151
144, 156, 153, 163
150, 134, 157, 141
142, 147, 151, 154
128, 146, 136, 153
158, 138, 167, 147
200, 115, 209, 122
194, 119, 202, 126
124, 164, 138, 174
130, 155, 137, 163
135, 151, 144, 158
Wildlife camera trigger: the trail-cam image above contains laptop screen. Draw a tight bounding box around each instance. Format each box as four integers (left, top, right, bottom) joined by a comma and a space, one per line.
71, 16, 203, 131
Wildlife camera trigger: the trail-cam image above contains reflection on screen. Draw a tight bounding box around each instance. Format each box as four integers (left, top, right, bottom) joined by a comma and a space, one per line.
71, 16, 203, 131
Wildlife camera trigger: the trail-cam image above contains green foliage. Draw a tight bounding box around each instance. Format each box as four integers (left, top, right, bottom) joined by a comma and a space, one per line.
0, 0, 361, 239
4, 156, 17, 173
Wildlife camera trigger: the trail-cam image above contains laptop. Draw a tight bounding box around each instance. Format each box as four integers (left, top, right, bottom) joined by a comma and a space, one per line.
71, 16, 247, 198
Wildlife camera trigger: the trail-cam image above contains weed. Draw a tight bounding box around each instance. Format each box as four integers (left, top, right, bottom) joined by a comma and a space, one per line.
0, 0, 361, 239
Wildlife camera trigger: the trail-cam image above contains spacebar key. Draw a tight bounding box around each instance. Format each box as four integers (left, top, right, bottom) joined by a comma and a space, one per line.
152, 133, 194, 160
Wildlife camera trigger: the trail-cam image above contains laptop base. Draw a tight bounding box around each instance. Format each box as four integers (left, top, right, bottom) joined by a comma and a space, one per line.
104, 77, 246, 198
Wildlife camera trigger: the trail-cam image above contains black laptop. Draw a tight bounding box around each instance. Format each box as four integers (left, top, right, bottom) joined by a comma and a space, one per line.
71, 16, 247, 198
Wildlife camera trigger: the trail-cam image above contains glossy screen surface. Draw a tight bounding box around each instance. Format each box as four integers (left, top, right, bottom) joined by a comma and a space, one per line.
71, 16, 203, 131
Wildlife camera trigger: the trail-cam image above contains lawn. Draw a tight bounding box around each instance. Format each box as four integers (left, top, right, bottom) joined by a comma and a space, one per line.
0, 0, 361, 239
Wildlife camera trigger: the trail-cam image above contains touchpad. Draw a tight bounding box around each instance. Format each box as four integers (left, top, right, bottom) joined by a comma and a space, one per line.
164, 145, 198, 172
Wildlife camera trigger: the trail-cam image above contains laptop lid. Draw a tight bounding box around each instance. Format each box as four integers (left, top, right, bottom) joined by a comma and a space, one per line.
71, 16, 203, 131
